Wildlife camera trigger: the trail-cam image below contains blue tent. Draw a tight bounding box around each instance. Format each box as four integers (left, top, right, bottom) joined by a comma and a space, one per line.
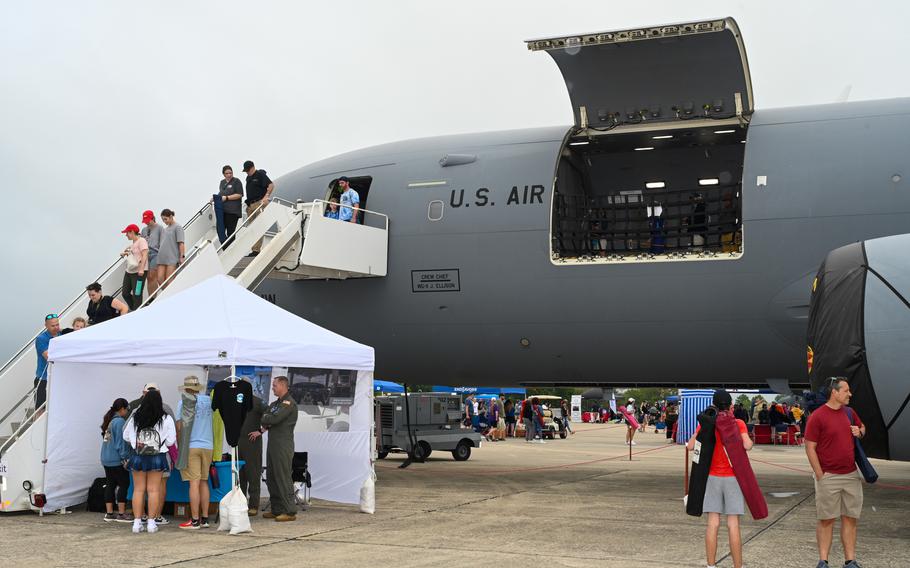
374, 380, 404, 393
432, 386, 526, 396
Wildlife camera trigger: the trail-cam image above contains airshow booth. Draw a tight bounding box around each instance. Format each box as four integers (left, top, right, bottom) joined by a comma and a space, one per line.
44, 275, 375, 512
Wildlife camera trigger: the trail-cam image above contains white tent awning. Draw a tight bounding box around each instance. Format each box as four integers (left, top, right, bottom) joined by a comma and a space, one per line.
48, 275, 374, 370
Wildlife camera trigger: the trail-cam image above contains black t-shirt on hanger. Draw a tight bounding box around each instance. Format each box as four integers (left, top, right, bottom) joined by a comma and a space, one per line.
212, 379, 253, 447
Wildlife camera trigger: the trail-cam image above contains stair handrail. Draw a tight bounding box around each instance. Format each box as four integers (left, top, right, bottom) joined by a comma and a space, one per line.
138, 239, 214, 308
0, 386, 37, 433
213, 197, 298, 255
0, 201, 214, 377
0, 399, 45, 456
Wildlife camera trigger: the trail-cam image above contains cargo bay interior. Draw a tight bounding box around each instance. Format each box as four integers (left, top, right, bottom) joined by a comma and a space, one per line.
551, 123, 747, 263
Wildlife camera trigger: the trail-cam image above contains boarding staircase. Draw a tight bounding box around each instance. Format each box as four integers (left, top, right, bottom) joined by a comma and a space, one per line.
0, 198, 388, 512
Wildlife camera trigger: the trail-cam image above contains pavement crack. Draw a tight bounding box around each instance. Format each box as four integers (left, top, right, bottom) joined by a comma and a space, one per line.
715, 490, 816, 566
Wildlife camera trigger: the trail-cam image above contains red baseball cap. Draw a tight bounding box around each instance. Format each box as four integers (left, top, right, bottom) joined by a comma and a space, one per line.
121, 224, 140, 234
142, 210, 155, 223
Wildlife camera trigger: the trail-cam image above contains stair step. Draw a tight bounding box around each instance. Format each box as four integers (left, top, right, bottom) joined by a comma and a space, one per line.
11, 422, 20, 432
228, 257, 253, 278
0, 435, 11, 448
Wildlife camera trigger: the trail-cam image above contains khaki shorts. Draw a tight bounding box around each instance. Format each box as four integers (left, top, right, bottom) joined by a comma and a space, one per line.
815, 470, 863, 520
181, 448, 213, 481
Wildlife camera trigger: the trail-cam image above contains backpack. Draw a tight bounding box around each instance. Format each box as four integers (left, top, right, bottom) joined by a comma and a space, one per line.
86, 477, 108, 512
135, 426, 162, 456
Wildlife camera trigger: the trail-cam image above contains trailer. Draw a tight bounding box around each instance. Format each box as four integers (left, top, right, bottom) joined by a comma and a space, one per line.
376, 393, 482, 461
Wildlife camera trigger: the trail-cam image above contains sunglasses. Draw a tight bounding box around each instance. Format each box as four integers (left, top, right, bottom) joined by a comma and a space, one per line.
45, 314, 59, 320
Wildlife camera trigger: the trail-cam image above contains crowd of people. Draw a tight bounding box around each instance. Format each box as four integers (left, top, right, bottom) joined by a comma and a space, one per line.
97, 375, 300, 534
462, 394, 576, 443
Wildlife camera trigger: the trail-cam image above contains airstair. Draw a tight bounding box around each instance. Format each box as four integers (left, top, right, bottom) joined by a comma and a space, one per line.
0, 198, 388, 512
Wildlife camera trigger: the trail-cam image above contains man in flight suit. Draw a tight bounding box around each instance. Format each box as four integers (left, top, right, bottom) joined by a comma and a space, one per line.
249, 376, 298, 522
239, 394, 268, 516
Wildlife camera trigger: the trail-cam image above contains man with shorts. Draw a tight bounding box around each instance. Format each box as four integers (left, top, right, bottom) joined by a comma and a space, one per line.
805, 377, 865, 568
176, 376, 214, 529
687, 389, 753, 568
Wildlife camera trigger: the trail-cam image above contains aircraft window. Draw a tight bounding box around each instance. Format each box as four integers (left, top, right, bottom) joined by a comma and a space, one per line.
551, 125, 746, 264
428, 200, 444, 221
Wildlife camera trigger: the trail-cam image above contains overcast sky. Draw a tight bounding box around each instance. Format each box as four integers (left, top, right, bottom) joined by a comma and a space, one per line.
2, 0, 909, 359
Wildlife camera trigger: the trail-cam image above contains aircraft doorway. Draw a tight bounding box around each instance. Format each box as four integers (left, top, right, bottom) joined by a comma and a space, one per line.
327, 175, 373, 224
551, 124, 746, 264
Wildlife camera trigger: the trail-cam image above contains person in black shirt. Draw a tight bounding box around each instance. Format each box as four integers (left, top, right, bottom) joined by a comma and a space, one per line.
85, 282, 129, 325
242, 160, 275, 256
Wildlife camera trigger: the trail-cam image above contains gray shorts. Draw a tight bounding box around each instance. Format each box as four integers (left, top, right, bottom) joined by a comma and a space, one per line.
148, 251, 158, 269
703, 475, 744, 515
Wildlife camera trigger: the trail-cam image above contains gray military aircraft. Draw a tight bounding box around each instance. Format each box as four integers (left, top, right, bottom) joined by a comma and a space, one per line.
260, 18, 909, 451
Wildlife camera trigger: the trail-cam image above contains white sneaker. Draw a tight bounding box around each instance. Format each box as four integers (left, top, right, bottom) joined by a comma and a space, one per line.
132, 519, 144, 534
147, 519, 158, 533
630, 441, 637, 446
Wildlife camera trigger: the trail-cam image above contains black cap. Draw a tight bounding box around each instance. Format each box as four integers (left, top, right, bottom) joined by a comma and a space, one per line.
243, 160, 255, 172
713, 389, 732, 408
338, 176, 350, 183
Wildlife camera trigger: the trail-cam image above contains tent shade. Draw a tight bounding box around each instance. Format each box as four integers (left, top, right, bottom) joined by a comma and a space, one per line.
431, 386, 526, 396
374, 380, 404, 393
49, 275, 374, 370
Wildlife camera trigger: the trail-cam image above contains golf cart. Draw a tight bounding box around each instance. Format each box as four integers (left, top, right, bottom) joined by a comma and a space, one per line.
515, 395, 568, 440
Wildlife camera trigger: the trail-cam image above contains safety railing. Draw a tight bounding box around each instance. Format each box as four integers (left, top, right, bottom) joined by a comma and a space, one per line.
0, 398, 44, 457
310, 199, 389, 231
139, 239, 215, 307
0, 201, 215, 423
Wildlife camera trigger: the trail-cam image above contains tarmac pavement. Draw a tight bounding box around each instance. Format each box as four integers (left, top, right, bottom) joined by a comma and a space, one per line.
1, 422, 908, 567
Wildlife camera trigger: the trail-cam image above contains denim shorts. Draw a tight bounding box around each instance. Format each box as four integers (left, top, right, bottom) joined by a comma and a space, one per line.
128, 453, 169, 472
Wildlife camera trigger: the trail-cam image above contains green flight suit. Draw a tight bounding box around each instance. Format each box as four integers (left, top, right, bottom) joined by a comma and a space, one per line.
237, 395, 267, 508
261, 392, 298, 515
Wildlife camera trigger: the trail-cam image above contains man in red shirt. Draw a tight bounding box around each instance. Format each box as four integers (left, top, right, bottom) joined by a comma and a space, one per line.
687, 390, 753, 568
805, 377, 866, 568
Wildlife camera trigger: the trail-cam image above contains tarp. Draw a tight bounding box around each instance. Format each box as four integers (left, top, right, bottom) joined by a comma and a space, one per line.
49, 275, 374, 370
374, 380, 404, 393
676, 389, 714, 444
431, 386, 526, 396
44, 275, 375, 510
807, 234, 910, 460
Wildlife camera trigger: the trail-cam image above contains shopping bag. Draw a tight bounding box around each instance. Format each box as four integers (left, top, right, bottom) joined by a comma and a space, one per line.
217, 486, 252, 535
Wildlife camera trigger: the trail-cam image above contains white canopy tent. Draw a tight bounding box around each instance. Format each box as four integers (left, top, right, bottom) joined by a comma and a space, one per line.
45, 275, 375, 511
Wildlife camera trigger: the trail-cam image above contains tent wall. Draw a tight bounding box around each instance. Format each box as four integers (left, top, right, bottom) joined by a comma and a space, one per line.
271, 369, 374, 506
44, 362, 203, 512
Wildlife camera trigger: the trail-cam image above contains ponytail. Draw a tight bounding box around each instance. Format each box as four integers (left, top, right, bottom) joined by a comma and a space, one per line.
101, 398, 130, 437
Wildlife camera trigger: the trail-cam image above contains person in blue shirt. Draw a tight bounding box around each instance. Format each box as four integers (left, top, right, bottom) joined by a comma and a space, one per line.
34, 314, 61, 411
100, 398, 133, 522
337, 176, 360, 223
175, 376, 214, 529
324, 197, 340, 220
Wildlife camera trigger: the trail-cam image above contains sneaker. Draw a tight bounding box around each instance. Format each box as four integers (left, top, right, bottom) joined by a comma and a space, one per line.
262, 511, 277, 519
153, 516, 169, 525
140, 515, 148, 524
115, 513, 134, 523
247, 508, 259, 516
200, 517, 210, 528
147, 519, 159, 533
132, 519, 144, 534
274, 514, 297, 522
179, 519, 200, 530
844, 562, 861, 568
103, 513, 117, 522
629, 441, 637, 446
815, 561, 828, 568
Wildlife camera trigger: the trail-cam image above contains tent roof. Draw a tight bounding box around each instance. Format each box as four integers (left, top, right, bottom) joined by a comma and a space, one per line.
49, 275, 374, 370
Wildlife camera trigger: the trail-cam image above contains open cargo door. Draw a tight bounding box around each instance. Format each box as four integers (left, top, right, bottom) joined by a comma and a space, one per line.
527, 18, 753, 130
